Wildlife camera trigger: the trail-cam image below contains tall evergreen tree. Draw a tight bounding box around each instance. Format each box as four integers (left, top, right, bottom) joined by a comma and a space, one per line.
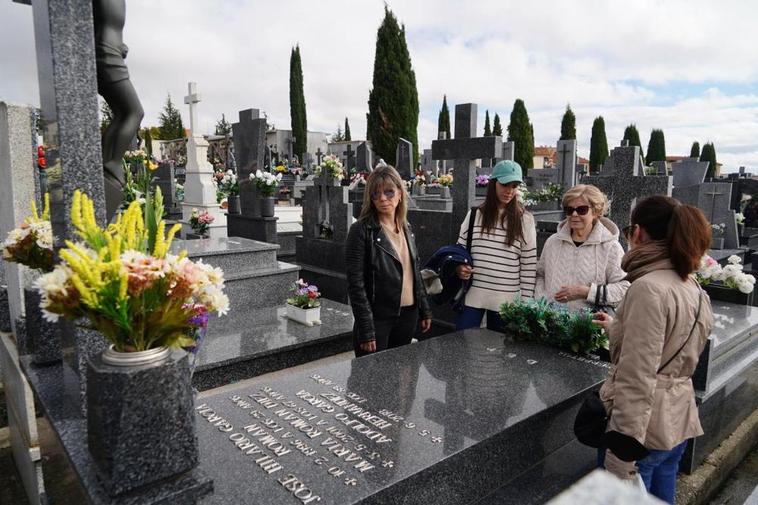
589, 116, 609, 173
100, 99, 113, 134
645, 129, 666, 164
622, 124, 643, 158
158, 94, 185, 140
560, 104, 576, 140
700, 142, 718, 178
483, 110, 492, 136
690, 141, 701, 158
289, 45, 307, 163
507, 99, 534, 173
214, 113, 232, 136
332, 125, 345, 142
366, 6, 420, 165
492, 113, 503, 137
437, 95, 451, 139
344, 117, 351, 141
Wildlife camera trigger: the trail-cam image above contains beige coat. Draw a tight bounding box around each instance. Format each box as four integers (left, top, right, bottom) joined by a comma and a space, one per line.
599, 259, 713, 450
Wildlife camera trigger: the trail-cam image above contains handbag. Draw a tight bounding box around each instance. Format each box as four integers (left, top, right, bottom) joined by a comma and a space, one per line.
592, 284, 615, 315
450, 207, 478, 311
574, 283, 704, 450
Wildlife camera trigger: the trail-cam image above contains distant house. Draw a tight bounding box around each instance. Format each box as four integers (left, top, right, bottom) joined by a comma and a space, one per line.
531, 145, 589, 174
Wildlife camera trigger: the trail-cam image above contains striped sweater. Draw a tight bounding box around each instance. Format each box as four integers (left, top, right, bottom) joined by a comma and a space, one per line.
457, 209, 538, 311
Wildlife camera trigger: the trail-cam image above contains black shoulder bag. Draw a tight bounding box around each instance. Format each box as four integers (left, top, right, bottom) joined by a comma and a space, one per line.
574, 284, 703, 450
593, 284, 615, 315
450, 207, 478, 311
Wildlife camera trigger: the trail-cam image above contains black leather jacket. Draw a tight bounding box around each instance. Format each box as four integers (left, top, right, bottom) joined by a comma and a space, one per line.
345, 216, 432, 343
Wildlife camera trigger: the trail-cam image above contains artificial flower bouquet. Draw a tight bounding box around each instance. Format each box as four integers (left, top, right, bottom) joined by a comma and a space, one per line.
251, 169, 283, 196
35, 190, 229, 352
437, 174, 453, 187
286, 279, 321, 309
697, 254, 756, 294
2, 194, 55, 272
189, 209, 215, 236
475, 174, 490, 187
314, 155, 345, 180
219, 169, 239, 196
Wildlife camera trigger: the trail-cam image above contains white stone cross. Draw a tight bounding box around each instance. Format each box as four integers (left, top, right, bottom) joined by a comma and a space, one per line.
184, 82, 201, 137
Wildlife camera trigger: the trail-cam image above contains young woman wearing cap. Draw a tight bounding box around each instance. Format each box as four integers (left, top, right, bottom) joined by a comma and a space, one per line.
345, 165, 433, 357
592, 196, 713, 504
455, 160, 537, 330
536, 184, 629, 311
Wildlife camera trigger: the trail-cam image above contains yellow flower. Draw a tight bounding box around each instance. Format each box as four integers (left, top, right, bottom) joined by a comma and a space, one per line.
147, 160, 158, 171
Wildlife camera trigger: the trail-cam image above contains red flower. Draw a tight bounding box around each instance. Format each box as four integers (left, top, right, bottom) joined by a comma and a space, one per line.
307, 291, 317, 299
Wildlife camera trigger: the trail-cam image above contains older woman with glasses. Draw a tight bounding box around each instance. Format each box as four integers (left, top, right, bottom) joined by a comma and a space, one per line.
345, 165, 432, 357
536, 184, 629, 311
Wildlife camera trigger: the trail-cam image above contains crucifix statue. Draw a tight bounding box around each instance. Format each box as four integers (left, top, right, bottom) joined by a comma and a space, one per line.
315, 147, 325, 166
94, 0, 144, 220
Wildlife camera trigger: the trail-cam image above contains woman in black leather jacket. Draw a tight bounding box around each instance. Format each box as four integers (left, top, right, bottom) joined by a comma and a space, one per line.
345, 165, 433, 357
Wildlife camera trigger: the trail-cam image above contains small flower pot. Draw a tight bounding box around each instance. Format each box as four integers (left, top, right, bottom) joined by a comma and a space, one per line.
703, 283, 754, 306
260, 196, 276, 217
441, 186, 451, 199
227, 195, 241, 214
711, 237, 725, 250
419, 185, 426, 196
87, 346, 199, 496
476, 186, 488, 197
286, 304, 321, 326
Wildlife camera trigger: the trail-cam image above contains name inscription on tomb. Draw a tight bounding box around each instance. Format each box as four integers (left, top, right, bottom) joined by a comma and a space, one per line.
195, 373, 444, 504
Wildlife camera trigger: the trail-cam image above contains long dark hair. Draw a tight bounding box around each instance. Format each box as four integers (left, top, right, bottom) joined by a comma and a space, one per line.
631, 195, 711, 279
479, 179, 525, 247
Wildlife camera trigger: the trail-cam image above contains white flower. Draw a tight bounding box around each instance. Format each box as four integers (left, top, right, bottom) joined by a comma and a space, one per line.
728, 255, 742, 265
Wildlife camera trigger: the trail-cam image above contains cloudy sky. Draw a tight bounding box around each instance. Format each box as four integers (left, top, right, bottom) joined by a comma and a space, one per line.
2, 0, 757, 172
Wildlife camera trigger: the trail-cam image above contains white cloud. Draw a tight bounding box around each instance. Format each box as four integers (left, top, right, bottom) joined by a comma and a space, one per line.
2, 0, 758, 171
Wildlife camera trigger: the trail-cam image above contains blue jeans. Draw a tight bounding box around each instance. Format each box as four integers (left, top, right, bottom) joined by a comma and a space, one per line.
597, 441, 688, 504
456, 306, 505, 332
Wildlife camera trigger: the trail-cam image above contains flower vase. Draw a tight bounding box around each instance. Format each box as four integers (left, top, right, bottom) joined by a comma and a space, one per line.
738, 223, 745, 236
711, 237, 725, 250
419, 185, 426, 196
227, 195, 241, 215
475, 186, 487, 197
261, 196, 276, 217
87, 346, 199, 496
286, 304, 322, 326
441, 186, 451, 199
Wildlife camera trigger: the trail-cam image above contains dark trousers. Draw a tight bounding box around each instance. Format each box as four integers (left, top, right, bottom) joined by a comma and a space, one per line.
354, 305, 419, 357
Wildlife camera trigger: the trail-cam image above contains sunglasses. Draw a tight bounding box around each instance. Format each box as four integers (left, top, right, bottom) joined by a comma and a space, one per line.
370, 189, 396, 201
563, 205, 591, 216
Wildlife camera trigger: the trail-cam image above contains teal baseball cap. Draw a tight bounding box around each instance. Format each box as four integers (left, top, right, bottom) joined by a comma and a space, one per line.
491, 160, 523, 185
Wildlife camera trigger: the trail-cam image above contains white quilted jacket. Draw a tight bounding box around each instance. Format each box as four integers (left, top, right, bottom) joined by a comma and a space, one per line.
536, 217, 629, 311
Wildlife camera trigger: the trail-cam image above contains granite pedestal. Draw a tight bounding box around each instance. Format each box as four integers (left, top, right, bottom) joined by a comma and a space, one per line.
192, 329, 609, 504
192, 299, 355, 391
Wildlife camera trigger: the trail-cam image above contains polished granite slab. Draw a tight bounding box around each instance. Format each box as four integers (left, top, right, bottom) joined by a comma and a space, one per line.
194, 329, 609, 505
192, 299, 354, 390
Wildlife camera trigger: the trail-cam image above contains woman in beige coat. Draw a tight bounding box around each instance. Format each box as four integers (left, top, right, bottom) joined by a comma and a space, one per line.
593, 196, 713, 504
536, 184, 629, 311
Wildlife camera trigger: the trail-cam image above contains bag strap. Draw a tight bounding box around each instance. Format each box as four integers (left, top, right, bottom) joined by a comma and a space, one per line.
594, 284, 603, 307
466, 207, 477, 253
657, 281, 703, 374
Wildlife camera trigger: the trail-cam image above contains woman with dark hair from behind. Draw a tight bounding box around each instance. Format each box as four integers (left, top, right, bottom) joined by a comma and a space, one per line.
345, 165, 432, 357
593, 196, 714, 504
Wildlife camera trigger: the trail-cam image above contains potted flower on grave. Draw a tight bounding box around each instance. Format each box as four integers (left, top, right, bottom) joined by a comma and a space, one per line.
710, 223, 726, 249
696, 254, 756, 305
437, 173, 453, 198
475, 174, 490, 197
314, 154, 345, 184
251, 169, 283, 217
218, 169, 240, 214
34, 189, 228, 496
189, 208, 214, 238
286, 279, 322, 326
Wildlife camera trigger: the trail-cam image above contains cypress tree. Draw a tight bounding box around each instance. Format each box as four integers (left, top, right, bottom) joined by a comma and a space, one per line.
289, 45, 307, 162
214, 113, 231, 136
560, 104, 576, 140
484, 110, 492, 136
367, 6, 420, 165
700, 142, 718, 178
623, 124, 643, 158
344, 117, 351, 141
492, 113, 503, 137
437, 95, 451, 139
645, 129, 666, 164
507, 99, 534, 173
690, 141, 700, 158
158, 94, 185, 140
589, 116, 609, 173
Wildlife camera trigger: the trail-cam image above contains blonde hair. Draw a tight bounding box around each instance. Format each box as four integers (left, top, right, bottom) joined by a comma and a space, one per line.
359, 165, 408, 227
561, 184, 608, 218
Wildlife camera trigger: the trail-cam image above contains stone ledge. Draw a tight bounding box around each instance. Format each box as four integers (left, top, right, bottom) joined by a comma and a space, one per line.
676, 406, 758, 505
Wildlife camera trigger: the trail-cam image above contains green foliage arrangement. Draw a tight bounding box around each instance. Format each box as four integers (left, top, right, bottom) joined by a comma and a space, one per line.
499, 297, 607, 355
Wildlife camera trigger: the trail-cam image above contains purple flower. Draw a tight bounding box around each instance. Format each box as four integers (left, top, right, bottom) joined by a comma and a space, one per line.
307, 285, 319, 293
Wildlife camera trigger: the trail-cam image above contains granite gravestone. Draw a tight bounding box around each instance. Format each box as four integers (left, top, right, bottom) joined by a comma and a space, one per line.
432, 103, 502, 244
343, 143, 356, 175
180, 82, 227, 239
420, 149, 437, 177
698, 182, 739, 249
356, 142, 373, 173
556, 139, 577, 188
396, 138, 413, 179
294, 175, 353, 302
192, 329, 609, 505
152, 161, 180, 217
494, 140, 515, 165
582, 143, 672, 235
671, 157, 709, 206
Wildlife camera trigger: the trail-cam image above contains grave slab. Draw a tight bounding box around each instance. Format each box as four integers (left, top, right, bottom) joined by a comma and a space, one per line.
193, 329, 608, 504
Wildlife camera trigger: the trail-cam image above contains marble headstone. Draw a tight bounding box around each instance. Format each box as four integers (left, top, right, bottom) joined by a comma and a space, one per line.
395, 138, 413, 179
698, 182, 739, 249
